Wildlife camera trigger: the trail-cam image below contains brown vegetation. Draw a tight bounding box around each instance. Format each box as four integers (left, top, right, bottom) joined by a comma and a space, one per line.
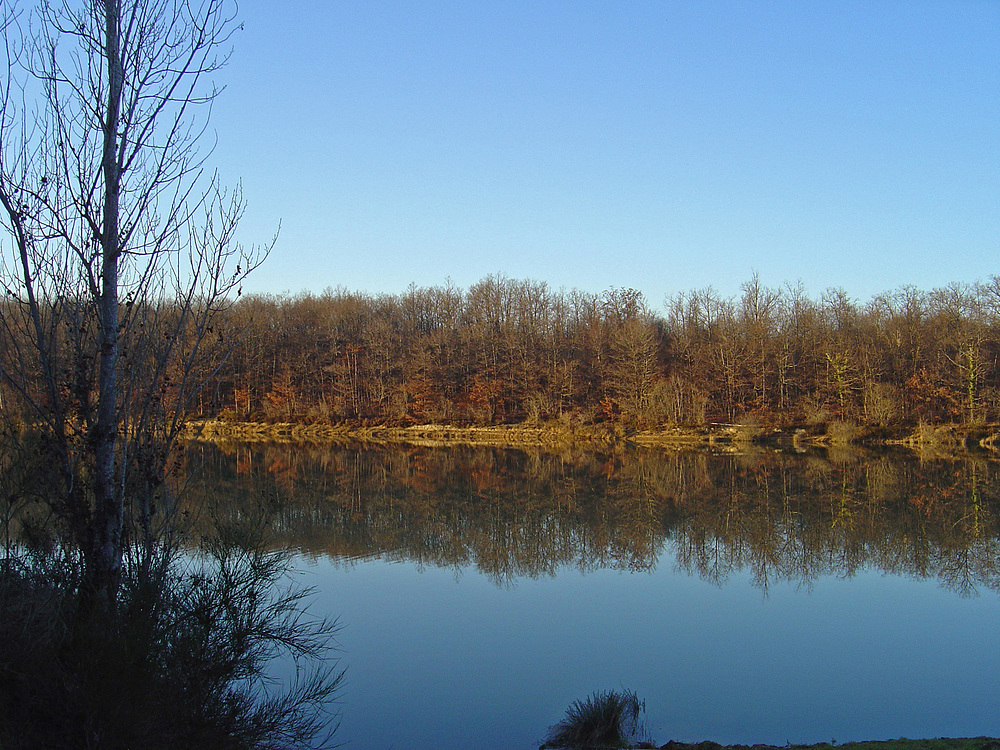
183, 274, 1000, 433
8, 270, 1000, 439
9, 273, 1000, 453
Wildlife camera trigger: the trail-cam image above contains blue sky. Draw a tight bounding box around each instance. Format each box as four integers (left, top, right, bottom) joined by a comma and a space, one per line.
209, 1, 1000, 309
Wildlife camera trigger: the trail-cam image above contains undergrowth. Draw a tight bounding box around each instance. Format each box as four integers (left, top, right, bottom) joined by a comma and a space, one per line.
0, 537, 343, 750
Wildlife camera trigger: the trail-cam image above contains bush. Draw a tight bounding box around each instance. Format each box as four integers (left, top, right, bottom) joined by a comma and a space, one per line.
0, 540, 343, 750
827, 419, 859, 445
542, 688, 647, 749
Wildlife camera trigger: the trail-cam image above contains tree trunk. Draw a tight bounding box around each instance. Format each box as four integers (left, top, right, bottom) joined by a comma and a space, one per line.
91, 0, 124, 604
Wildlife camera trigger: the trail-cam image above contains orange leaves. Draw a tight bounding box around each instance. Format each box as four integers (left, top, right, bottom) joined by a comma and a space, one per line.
264, 370, 300, 420
905, 367, 960, 422
465, 375, 502, 421
599, 396, 620, 422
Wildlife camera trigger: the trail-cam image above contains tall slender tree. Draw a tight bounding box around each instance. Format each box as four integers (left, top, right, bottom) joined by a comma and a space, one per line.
0, 0, 267, 605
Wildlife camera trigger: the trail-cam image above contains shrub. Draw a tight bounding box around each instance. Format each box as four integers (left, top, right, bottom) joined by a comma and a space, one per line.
0, 539, 343, 750
827, 419, 859, 445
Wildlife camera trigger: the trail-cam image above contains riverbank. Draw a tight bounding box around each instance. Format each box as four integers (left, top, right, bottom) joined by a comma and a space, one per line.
646, 740, 999, 750
180, 418, 1000, 453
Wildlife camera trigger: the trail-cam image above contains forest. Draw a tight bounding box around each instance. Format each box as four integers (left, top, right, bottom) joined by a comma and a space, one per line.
185, 273, 1000, 431
6, 272, 1000, 433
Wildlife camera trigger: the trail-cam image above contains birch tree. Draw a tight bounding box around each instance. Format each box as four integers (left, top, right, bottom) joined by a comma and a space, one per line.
0, 0, 267, 606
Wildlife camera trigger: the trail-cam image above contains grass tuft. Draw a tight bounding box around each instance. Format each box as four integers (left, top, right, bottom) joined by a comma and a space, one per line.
542, 688, 647, 748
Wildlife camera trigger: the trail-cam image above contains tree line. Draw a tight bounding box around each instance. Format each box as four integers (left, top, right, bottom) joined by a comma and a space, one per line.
193, 273, 1000, 429
6, 272, 1000, 435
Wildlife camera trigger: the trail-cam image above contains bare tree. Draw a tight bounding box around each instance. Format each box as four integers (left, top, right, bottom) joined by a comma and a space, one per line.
0, 0, 268, 606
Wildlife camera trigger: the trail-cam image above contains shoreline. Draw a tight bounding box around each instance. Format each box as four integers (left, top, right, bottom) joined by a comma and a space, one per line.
180, 418, 1000, 453
644, 740, 1000, 750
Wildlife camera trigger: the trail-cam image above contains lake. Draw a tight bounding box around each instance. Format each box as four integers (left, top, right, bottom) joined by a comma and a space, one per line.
182, 441, 1000, 749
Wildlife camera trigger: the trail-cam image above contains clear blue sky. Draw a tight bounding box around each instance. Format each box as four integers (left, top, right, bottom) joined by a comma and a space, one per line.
209, 0, 1000, 308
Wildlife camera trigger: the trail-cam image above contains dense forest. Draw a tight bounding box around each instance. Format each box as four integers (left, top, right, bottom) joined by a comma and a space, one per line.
212, 273, 1000, 429
5, 273, 1000, 431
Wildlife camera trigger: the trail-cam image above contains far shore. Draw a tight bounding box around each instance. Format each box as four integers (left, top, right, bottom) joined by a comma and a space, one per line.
180, 418, 1000, 453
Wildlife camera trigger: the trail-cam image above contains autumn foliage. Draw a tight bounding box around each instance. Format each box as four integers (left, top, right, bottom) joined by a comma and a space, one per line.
8, 273, 1000, 431
206, 274, 1000, 430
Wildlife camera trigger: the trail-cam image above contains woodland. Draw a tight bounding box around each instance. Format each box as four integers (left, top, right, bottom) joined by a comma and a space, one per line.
170, 273, 1000, 431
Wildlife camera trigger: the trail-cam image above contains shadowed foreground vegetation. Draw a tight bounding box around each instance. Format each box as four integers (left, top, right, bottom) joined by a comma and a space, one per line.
540, 691, 998, 750
542, 689, 648, 749
0, 421, 343, 750
0, 531, 343, 750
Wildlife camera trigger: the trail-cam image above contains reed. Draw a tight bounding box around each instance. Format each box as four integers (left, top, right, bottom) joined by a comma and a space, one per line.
542, 689, 647, 749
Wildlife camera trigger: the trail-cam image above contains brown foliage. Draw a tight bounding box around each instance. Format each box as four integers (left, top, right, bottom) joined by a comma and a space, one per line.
75, 275, 1000, 431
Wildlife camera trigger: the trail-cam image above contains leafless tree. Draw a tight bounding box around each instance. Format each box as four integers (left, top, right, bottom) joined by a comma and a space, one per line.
0, 0, 268, 606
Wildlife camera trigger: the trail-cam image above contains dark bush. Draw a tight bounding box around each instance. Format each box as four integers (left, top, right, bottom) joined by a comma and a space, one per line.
0, 541, 342, 750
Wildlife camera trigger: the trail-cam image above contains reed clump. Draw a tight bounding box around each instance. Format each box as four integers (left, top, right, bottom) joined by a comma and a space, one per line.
542, 689, 648, 749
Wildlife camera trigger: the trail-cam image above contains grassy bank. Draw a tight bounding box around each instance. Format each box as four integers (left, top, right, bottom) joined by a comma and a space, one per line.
540, 690, 997, 750
650, 740, 1000, 750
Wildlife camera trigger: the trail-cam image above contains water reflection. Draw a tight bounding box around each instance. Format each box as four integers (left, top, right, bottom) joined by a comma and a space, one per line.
180, 443, 1000, 596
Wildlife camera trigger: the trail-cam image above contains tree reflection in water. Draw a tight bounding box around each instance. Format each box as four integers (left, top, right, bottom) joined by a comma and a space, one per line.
180, 443, 1000, 596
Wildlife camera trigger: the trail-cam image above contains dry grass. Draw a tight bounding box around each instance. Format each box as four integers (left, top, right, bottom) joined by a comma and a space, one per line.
542, 689, 647, 749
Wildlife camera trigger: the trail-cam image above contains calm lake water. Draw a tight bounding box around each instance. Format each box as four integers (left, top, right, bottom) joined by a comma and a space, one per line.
184, 442, 1000, 749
